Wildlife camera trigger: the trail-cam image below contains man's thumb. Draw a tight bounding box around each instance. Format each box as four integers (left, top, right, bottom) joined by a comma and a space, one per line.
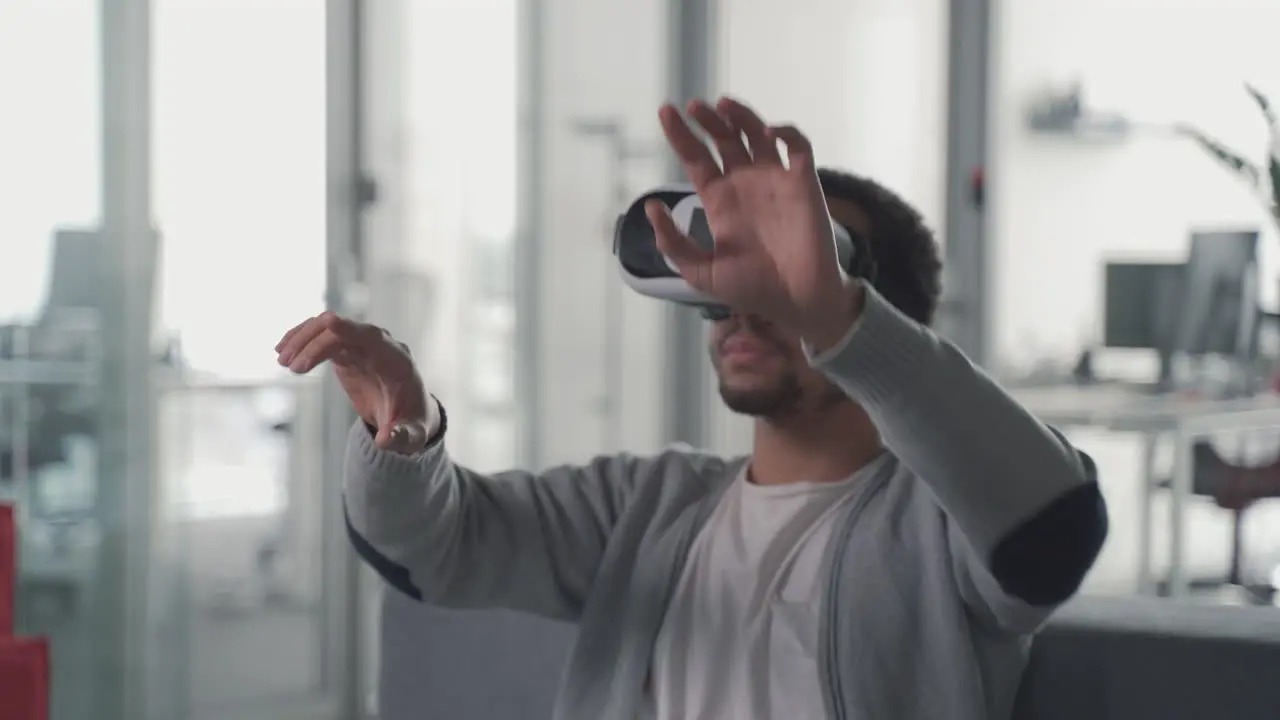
372, 404, 397, 449
374, 417, 429, 453
373, 422, 395, 449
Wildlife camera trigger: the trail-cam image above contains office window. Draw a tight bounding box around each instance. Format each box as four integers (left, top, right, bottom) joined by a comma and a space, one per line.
0, 0, 101, 321
990, 0, 1280, 372
391, 0, 520, 470
0, 3, 104, 719
990, 0, 1280, 603
152, 0, 330, 713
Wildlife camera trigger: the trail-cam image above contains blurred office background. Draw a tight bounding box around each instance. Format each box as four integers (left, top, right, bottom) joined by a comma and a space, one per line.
3, 0, 1280, 718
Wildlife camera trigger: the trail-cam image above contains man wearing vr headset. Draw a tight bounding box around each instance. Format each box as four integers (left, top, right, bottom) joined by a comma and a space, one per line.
276, 97, 1106, 720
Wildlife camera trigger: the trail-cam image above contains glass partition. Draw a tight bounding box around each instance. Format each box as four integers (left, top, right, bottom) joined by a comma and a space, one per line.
3, 2, 360, 719
361, 0, 672, 471
151, 0, 336, 716
990, 0, 1280, 604
0, 3, 106, 719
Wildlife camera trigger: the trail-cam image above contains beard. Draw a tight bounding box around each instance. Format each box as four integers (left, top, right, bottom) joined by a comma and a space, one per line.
710, 323, 804, 418
710, 318, 851, 419
718, 373, 804, 418
718, 374, 850, 419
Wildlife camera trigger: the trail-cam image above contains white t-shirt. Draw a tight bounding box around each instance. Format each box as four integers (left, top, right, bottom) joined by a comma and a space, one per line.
641, 455, 889, 720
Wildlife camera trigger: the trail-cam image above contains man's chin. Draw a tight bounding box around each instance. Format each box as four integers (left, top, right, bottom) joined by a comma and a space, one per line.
718, 385, 798, 418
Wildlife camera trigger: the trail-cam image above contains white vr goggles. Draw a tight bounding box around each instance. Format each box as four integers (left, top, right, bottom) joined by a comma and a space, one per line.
613, 184, 876, 319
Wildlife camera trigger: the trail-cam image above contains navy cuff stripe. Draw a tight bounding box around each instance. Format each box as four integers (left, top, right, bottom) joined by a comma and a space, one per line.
425, 396, 448, 448
344, 502, 424, 601
347, 399, 448, 603
989, 432, 1108, 606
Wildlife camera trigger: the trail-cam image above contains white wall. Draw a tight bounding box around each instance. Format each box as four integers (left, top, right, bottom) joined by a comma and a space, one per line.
532, 1, 671, 462
392, 0, 521, 469
712, 0, 949, 453
0, 0, 100, 322
719, 0, 948, 235
364, 1, 671, 470
990, 0, 1280, 372
152, 0, 327, 380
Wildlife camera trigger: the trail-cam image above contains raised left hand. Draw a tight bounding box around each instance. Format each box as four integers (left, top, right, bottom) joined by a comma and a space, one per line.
646, 96, 859, 340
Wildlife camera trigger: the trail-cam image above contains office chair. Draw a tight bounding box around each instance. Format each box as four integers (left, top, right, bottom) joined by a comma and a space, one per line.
0, 323, 96, 489
1155, 441, 1280, 604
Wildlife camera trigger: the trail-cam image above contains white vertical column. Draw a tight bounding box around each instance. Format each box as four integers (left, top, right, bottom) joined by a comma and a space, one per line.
529, 1, 670, 464
939, 0, 992, 363
98, 0, 155, 718
516, 0, 548, 469
324, 0, 364, 716
664, 0, 717, 449
352, 1, 409, 712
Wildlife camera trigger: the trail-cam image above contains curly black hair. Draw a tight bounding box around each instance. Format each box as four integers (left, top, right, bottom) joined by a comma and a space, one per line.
817, 168, 943, 326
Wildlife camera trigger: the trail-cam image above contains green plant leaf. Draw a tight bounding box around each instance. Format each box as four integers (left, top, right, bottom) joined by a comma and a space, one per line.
1246, 83, 1278, 127
1175, 122, 1262, 188
1270, 154, 1280, 211
1250, 86, 1280, 212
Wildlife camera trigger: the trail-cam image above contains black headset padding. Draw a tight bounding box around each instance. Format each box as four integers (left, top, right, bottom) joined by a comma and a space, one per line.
845, 223, 878, 284
614, 189, 688, 279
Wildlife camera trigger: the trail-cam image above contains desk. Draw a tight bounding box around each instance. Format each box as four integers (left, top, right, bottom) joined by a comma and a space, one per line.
1013, 385, 1280, 597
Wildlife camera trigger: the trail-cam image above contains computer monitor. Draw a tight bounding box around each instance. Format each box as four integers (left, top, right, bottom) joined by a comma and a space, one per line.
1103, 261, 1185, 350
1173, 229, 1259, 359
40, 227, 163, 335
43, 229, 101, 316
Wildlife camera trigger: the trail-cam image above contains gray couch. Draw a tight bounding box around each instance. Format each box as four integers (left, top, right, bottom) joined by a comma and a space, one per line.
1014, 597, 1280, 719
379, 592, 1280, 720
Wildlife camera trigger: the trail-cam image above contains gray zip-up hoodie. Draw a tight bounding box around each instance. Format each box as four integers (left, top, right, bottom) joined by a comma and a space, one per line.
343, 285, 1107, 720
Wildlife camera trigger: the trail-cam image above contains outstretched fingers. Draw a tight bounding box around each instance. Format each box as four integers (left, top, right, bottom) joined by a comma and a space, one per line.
717, 97, 782, 165
658, 104, 722, 190
661, 97, 814, 185
275, 312, 380, 373
687, 99, 752, 172
765, 124, 815, 172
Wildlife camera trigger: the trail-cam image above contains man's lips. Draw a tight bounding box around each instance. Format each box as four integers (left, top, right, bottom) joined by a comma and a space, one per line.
720, 337, 774, 362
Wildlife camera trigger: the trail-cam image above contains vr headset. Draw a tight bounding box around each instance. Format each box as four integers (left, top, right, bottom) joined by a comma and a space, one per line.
613, 185, 877, 320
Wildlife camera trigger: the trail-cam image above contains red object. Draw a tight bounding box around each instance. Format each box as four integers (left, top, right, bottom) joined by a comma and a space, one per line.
968, 166, 985, 209
0, 505, 48, 720
0, 637, 49, 720
0, 505, 13, 637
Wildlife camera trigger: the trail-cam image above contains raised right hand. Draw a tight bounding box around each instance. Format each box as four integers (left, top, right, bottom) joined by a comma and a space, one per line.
274, 312, 433, 453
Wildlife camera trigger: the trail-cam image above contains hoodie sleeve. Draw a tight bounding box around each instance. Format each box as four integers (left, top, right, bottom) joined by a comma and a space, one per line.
341, 401, 656, 622
807, 285, 1108, 632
